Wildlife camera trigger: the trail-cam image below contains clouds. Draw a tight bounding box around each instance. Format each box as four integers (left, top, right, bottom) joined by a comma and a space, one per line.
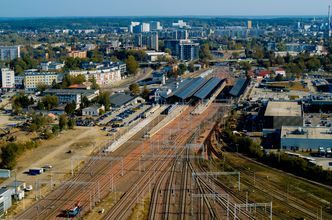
0, 0, 330, 17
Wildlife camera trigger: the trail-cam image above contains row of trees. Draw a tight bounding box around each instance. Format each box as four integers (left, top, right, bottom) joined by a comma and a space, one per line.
222, 128, 332, 186
1, 141, 39, 169
129, 83, 150, 100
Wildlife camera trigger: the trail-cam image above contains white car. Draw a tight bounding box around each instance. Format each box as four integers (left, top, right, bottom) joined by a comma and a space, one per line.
25, 185, 33, 191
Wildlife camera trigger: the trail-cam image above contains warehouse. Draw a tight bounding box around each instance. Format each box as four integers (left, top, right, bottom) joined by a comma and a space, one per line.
263, 101, 303, 133
281, 126, 332, 150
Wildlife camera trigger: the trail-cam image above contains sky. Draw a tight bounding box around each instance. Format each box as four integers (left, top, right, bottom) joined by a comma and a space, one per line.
0, 0, 331, 17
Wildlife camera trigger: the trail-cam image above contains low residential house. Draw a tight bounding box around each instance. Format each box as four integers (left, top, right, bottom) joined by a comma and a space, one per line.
274, 68, 286, 77
82, 104, 105, 116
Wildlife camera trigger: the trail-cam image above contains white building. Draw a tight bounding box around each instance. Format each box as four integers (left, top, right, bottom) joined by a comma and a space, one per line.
82, 104, 105, 116
146, 51, 166, 62
69, 68, 121, 86
40, 62, 65, 71
141, 23, 150, 32
0, 68, 15, 89
0, 46, 20, 61
281, 126, 332, 150
172, 20, 189, 28
274, 68, 286, 77
129, 22, 140, 33
150, 32, 159, 51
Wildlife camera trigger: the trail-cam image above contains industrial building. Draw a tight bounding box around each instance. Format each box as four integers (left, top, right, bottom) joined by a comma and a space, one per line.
281, 126, 332, 150
263, 101, 303, 132
0, 188, 12, 217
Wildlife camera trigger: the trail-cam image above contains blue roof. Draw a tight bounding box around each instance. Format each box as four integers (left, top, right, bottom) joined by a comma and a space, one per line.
173, 77, 206, 100
229, 78, 249, 97
193, 77, 222, 99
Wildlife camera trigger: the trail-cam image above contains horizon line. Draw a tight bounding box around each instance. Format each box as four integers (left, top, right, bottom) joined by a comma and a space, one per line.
0, 15, 328, 20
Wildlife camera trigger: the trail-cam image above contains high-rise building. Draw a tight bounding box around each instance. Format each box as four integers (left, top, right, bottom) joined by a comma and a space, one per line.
141, 23, 150, 32
0, 68, 15, 89
177, 29, 188, 40
0, 46, 20, 61
150, 32, 159, 51
247, 20, 252, 29
178, 40, 199, 61
134, 32, 159, 51
129, 22, 140, 33
134, 34, 143, 47
165, 39, 199, 61
150, 21, 162, 31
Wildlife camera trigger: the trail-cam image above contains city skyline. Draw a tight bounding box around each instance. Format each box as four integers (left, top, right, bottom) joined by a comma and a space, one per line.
1, 0, 332, 17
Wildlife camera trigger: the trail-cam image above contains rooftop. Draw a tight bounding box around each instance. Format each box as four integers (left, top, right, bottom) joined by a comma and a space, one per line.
281, 126, 332, 140
193, 77, 223, 100
265, 101, 302, 117
110, 93, 136, 107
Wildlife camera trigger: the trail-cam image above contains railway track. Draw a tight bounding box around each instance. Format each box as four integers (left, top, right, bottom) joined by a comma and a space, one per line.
16, 116, 164, 219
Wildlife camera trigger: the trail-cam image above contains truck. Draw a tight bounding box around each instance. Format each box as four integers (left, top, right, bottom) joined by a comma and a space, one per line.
66, 202, 82, 217
29, 168, 44, 176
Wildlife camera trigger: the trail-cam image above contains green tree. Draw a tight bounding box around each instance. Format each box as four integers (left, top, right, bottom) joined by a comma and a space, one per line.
98, 92, 111, 111
199, 43, 213, 60
41, 95, 58, 110
177, 64, 187, 75
89, 76, 100, 89
239, 62, 252, 72
36, 83, 48, 92
110, 56, 119, 62
59, 114, 68, 131
67, 118, 76, 129
129, 83, 141, 96
126, 55, 139, 75
65, 102, 77, 115
12, 93, 34, 113
188, 63, 195, 72
165, 48, 172, 55
141, 85, 150, 100
275, 74, 284, 81
1, 143, 18, 169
